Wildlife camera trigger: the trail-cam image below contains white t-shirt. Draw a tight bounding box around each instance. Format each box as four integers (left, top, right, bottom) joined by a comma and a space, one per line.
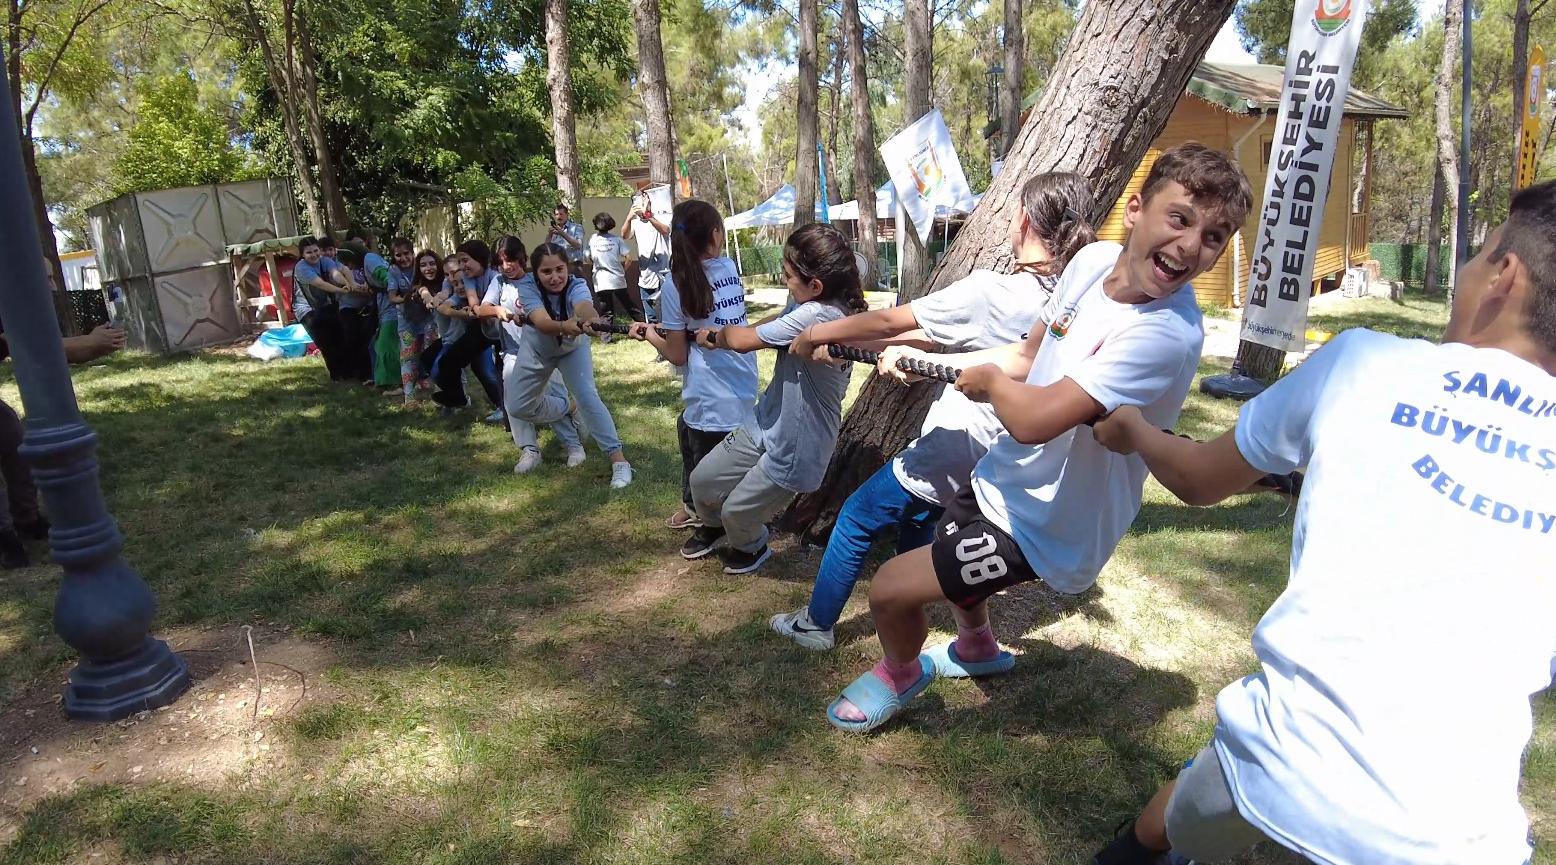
659, 256, 758, 432
590, 234, 629, 293
1215, 329, 1556, 865
892, 270, 1054, 505
970, 241, 1203, 593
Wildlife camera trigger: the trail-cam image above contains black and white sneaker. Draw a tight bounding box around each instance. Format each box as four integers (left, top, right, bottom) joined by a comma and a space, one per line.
769, 607, 834, 650
680, 526, 725, 559
719, 544, 770, 575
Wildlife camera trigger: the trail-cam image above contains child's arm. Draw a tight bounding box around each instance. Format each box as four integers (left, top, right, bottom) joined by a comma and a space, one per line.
637, 324, 690, 366
1093, 406, 1264, 506
878, 324, 1044, 386
790, 305, 920, 361
954, 365, 1102, 445
525, 301, 584, 337
699, 324, 764, 353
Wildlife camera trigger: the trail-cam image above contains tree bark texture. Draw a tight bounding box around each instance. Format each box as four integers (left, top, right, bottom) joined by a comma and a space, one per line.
897, 0, 933, 296
546, 0, 581, 208
1434, 0, 1463, 301
825, 42, 843, 208
783, 0, 1240, 540
1000, 0, 1024, 159
632, 0, 676, 187
238, 0, 325, 234
844, 0, 877, 285
294, 15, 349, 232
793, 0, 820, 227
1423, 155, 1446, 293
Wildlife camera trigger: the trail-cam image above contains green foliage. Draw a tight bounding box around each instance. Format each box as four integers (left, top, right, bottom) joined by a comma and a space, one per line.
1234, 0, 1419, 85
110, 73, 253, 195
449, 160, 562, 241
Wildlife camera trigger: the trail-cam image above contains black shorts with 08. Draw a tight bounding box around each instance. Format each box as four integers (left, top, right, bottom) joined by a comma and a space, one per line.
930, 486, 1041, 609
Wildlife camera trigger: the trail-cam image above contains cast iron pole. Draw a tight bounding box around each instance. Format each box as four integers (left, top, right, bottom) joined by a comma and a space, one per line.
0, 44, 189, 720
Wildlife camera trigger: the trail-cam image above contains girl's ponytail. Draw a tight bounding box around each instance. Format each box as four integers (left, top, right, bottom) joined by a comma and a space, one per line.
669, 199, 722, 320
1017, 172, 1098, 276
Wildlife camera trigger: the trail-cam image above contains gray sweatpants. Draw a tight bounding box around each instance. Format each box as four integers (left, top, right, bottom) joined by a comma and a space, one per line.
501, 355, 582, 452
1164, 744, 1271, 862
688, 426, 796, 553
506, 340, 622, 454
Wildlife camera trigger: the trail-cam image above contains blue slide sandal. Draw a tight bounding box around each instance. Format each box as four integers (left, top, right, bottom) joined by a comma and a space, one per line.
923, 641, 1015, 678
826, 655, 935, 733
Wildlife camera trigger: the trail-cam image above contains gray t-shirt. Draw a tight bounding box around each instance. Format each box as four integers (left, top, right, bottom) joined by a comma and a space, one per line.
518, 273, 593, 360
892, 270, 1056, 505
746, 299, 851, 492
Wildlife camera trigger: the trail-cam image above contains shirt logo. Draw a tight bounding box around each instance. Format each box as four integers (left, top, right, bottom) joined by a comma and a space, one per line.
1049, 310, 1076, 340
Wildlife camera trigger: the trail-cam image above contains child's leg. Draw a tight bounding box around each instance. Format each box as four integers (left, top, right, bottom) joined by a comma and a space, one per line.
1094, 745, 1268, 865
432, 335, 474, 407
470, 341, 503, 409
690, 427, 764, 529
500, 354, 540, 450
719, 462, 794, 553
374, 320, 399, 386
807, 463, 928, 630
398, 324, 421, 398
507, 344, 570, 424
677, 414, 729, 511
553, 346, 622, 456
544, 371, 581, 449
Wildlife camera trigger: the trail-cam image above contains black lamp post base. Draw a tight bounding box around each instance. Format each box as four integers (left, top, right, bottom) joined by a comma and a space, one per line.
63, 637, 190, 721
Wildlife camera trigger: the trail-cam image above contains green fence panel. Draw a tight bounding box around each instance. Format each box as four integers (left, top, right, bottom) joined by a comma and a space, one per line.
1370, 242, 1450, 290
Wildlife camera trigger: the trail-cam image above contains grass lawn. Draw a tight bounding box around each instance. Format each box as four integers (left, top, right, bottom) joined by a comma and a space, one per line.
3, 290, 1553, 865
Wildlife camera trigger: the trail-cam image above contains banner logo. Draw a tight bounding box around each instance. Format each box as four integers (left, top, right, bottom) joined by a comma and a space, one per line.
1313, 0, 1352, 35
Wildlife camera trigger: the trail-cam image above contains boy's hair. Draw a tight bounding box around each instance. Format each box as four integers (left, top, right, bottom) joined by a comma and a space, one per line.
390, 237, 414, 253
783, 223, 867, 314
1493, 179, 1556, 352
669, 199, 722, 319
1019, 172, 1099, 276
341, 239, 368, 260
335, 247, 360, 268
593, 212, 616, 233
456, 239, 491, 270
1139, 142, 1253, 228
300, 237, 322, 253
317, 234, 338, 251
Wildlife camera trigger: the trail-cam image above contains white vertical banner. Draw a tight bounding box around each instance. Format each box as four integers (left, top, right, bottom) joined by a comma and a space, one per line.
879, 109, 973, 245
1240, 0, 1366, 352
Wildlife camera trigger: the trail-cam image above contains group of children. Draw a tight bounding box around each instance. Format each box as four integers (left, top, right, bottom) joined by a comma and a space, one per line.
284, 145, 1556, 863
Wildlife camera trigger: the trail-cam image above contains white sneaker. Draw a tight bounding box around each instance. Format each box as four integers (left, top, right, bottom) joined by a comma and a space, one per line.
609, 461, 634, 489
566, 446, 587, 467
769, 607, 834, 650
514, 448, 543, 474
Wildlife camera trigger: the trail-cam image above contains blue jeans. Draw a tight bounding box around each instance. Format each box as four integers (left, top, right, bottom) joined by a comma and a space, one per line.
807, 462, 943, 629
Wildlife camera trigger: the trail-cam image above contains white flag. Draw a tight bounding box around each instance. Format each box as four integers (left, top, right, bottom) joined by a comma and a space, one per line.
880, 110, 973, 245
1240, 0, 1366, 352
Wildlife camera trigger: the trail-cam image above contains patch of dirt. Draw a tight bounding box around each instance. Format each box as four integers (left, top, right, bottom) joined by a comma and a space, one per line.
0, 625, 338, 846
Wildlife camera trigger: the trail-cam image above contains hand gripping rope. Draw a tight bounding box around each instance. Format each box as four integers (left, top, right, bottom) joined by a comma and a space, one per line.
585, 320, 670, 338
822, 343, 1304, 499
826, 344, 963, 385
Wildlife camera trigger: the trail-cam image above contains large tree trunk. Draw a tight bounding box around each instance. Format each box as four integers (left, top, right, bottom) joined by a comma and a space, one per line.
793, 0, 819, 227
8, 0, 89, 332
632, 0, 676, 187
825, 42, 843, 209
1435, 0, 1463, 301
546, 0, 581, 207
1000, 0, 1023, 159
897, 0, 933, 294
293, 13, 348, 232
1423, 156, 1447, 293
783, 0, 1240, 539
844, 0, 877, 285
238, 0, 324, 234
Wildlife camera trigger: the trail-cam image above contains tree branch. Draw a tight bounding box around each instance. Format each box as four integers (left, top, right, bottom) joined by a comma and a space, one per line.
23, 0, 115, 133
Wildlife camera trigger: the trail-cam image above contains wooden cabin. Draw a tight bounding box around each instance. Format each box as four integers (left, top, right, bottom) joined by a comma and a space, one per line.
993, 62, 1407, 308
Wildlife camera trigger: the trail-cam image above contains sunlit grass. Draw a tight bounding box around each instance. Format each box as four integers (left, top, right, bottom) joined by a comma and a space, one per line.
7, 290, 1545, 865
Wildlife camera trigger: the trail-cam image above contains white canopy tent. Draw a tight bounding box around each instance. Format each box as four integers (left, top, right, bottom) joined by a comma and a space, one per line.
723, 184, 829, 229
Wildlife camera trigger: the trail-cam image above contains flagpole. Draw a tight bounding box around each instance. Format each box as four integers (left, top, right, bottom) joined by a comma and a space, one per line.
817, 143, 831, 224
